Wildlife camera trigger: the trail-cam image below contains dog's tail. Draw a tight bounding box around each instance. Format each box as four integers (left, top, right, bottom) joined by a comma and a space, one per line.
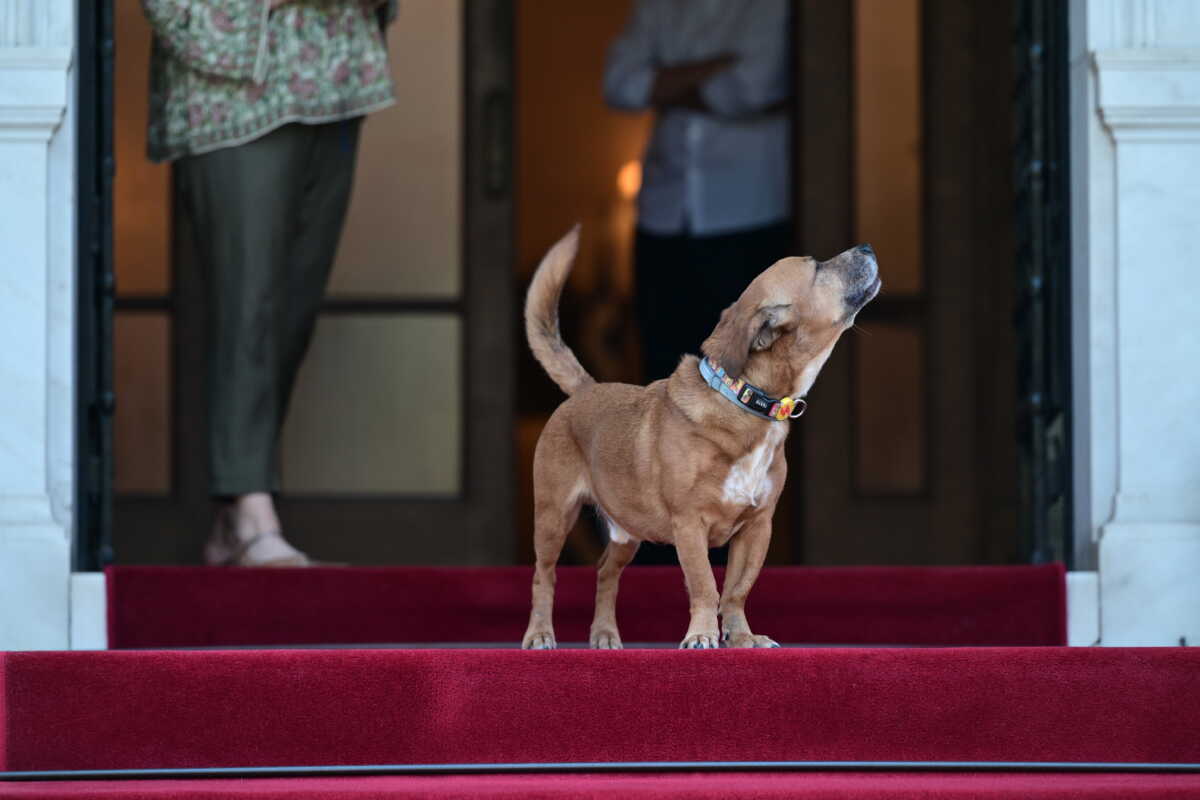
525, 225, 595, 397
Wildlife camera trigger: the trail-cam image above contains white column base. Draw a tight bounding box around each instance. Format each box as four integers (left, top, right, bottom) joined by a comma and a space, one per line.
0, 528, 69, 649
1066, 570, 1099, 646
1098, 523, 1200, 646
69, 571, 107, 650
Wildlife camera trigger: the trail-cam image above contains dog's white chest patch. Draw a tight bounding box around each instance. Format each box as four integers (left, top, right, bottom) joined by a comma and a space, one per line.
722, 426, 785, 508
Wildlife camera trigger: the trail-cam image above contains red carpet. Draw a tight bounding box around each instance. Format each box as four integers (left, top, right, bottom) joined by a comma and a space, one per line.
3, 773, 1200, 799
3, 648, 1197, 772
105, 564, 1067, 647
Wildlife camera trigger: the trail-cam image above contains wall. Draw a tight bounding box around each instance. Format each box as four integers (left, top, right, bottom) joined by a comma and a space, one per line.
0, 0, 75, 649
1071, 0, 1200, 644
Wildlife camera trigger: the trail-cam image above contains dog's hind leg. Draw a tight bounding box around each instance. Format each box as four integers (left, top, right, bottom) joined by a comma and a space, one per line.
522, 495, 582, 649
589, 534, 639, 649
522, 435, 586, 650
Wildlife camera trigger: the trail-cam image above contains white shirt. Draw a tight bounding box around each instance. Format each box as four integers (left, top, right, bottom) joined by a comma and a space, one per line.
604, 0, 791, 237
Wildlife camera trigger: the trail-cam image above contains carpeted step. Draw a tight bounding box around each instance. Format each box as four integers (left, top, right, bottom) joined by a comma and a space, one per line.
4, 772, 1200, 799
105, 564, 1066, 647
3, 648, 1196, 773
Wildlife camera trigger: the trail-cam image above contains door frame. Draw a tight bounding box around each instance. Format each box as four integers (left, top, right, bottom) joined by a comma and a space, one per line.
75, 0, 116, 571
1013, 0, 1074, 567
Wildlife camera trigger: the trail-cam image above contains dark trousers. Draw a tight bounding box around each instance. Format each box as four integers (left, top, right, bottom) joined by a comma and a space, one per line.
632, 221, 792, 564
635, 221, 792, 384
177, 120, 362, 496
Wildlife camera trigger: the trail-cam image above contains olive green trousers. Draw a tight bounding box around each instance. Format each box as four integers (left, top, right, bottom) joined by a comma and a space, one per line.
177, 119, 362, 496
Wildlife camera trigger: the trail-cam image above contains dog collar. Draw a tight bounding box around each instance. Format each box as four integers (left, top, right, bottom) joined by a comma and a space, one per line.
698, 357, 806, 422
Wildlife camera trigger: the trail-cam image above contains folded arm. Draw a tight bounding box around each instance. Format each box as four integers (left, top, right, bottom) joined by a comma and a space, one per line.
649, 55, 738, 111
602, 0, 660, 111
603, 0, 790, 118
697, 0, 791, 117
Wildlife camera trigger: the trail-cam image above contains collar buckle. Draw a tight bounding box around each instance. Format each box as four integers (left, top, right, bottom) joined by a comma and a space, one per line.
700, 358, 805, 423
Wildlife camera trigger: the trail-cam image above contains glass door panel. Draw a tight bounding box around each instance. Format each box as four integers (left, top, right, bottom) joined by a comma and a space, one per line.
328, 0, 463, 299
280, 314, 462, 495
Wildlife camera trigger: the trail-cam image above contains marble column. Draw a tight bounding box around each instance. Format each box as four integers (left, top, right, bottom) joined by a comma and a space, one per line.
0, 0, 75, 649
1071, 0, 1200, 645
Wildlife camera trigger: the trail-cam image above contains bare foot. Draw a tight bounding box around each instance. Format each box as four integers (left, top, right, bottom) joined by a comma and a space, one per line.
204, 492, 310, 566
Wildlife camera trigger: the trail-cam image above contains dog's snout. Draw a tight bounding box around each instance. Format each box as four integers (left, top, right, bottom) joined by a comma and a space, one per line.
855, 243, 874, 257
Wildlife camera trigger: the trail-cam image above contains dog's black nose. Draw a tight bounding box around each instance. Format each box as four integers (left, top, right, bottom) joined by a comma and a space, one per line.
856, 243, 874, 256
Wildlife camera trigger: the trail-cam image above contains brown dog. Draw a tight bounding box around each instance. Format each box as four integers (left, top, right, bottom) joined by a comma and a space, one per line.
522, 226, 880, 649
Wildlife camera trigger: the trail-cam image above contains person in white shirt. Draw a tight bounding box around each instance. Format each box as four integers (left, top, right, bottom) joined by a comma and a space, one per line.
604, 0, 792, 384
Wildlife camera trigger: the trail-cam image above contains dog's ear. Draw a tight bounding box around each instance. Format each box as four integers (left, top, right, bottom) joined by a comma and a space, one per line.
702, 302, 791, 377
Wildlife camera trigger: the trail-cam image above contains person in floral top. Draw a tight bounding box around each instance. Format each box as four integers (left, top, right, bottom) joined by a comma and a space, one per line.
142, 0, 396, 566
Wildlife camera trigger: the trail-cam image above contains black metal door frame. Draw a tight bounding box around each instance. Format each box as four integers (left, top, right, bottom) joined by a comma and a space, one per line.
75, 0, 115, 571
1014, 0, 1074, 566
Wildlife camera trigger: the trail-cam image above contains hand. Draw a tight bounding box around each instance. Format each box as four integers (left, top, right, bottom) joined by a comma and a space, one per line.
697, 53, 739, 77
649, 53, 739, 109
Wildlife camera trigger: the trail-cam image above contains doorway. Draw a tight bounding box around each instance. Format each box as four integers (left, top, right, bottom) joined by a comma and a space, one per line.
81, 0, 1066, 570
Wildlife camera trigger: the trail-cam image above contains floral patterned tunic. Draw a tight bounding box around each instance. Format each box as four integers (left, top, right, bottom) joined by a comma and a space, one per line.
143, 0, 397, 162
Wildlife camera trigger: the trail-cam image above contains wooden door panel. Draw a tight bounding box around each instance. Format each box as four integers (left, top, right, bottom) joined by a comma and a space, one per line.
793, 0, 1017, 566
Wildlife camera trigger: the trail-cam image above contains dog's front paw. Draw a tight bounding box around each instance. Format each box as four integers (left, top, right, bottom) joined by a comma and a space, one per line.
679, 632, 720, 649
723, 632, 781, 649
590, 628, 623, 649
522, 630, 557, 650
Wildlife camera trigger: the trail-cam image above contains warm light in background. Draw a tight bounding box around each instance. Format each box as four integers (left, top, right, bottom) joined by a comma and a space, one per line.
617, 160, 642, 200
